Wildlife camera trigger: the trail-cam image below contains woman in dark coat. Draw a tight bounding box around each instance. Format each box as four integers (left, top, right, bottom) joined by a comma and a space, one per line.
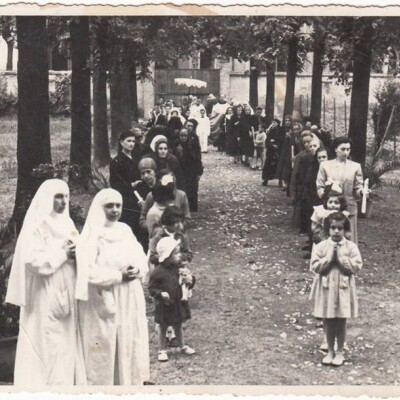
301, 146, 330, 257
239, 104, 256, 166
230, 105, 245, 163
109, 131, 143, 241
144, 135, 186, 192
262, 118, 284, 186
223, 106, 236, 159
174, 127, 204, 212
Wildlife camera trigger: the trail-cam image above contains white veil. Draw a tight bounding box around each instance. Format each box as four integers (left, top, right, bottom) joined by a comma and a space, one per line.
6, 179, 74, 307
75, 188, 123, 301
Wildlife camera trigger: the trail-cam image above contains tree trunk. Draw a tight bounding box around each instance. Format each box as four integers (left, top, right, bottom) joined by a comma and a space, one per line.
283, 36, 298, 118
249, 58, 259, 109
69, 17, 92, 188
348, 19, 373, 167
12, 17, 51, 233
92, 18, 110, 167
310, 24, 326, 125
6, 40, 14, 71
130, 63, 139, 122
110, 48, 131, 148
2, 18, 14, 71
265, 61, 275, 126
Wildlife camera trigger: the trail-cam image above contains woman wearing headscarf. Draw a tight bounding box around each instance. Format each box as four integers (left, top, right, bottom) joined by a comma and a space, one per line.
75, 189, 150, 385
145, 135, 185, 192
174, 127, 204, 212
6, 179, 78, 387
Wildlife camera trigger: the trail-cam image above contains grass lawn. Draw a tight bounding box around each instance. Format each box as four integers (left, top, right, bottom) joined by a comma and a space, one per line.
1, 116, 400, 386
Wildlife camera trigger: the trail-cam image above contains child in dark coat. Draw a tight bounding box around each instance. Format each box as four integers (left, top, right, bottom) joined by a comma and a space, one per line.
149, 237, 196, 362
148, 205, 193, 265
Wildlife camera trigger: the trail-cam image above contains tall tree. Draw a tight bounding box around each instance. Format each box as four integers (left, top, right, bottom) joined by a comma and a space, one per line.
348, 18, 374, 165
265, 61, 276, 125
309, 18, 328, 125
91, 17, 111, 167
110, 44, 132, 148
69, 16, 92, 188
249, 57, 259, 108
12, 17, 51, 232
283, 35, 298, 118
327, 17, 400, 166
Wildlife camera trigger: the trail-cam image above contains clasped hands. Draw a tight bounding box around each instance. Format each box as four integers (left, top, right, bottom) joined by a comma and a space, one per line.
63, 240, 76, 260
122, 265, 140, 282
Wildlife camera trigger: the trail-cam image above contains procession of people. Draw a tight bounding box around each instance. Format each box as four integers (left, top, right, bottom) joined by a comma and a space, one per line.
5, 93, 371, 386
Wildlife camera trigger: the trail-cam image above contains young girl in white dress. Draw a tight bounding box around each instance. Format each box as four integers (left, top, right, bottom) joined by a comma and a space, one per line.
311, 190, 350, 244
75, 188, 150, 385
310, 212, 362, 366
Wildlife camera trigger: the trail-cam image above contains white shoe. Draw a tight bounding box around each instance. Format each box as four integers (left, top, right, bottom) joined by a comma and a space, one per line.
180, 345, 196, 355
158, 350, 169, 362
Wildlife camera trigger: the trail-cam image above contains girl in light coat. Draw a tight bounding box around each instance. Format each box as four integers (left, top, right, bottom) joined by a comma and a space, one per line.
75, 189, 150, 385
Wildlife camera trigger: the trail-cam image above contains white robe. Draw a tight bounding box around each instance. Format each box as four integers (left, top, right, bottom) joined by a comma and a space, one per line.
76, 223, 150, 385
13, 220, 77, 387
196, 116, 211, 152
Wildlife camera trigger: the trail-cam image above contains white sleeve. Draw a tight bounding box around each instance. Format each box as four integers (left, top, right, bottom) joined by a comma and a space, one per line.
25, 230, 68, 276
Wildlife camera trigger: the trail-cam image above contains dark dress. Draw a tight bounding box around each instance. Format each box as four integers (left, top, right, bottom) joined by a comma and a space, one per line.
225, 115, 240, 156
174, 139, 203, 212
238, 114, 255, 157
262, 126, 284, 181
276, 129, 302, 195
302, 157, 323, 243
149, 264, 195, 325
109, 151, 142, 241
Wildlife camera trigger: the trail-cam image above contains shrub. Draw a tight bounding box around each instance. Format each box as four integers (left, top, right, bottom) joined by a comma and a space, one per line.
0, 75, 17, 116
49, 74, 71, 116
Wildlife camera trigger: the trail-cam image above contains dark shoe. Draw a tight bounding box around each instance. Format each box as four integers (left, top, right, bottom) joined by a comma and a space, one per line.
262, 181, 268, 186
301, 245, 311, 251
303, 253, 311, 259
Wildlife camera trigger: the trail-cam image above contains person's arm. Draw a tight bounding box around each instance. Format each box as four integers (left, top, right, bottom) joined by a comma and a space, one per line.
148, 232, 161, 265
353, 163, 364, 199
336, 242, 363, 276
316, 163, 327, 199
310, 242, 334, 275
180, 193, 192, 229
109, 158, 132, 196
180, 233, 193, 262
148, 271, 166, 300
25, 230, 71, 276
139, 192, 153, 232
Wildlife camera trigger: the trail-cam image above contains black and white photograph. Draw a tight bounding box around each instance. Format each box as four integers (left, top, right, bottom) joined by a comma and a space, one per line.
0, 1, 399, 396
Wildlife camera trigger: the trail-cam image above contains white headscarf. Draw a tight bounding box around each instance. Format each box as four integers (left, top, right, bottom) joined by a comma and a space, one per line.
150, 134, 168, 153
75, 188, 123, 301
6, 179, 75, 307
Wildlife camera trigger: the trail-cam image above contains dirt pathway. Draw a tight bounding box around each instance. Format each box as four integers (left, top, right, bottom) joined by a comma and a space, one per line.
148, 149, 400, 386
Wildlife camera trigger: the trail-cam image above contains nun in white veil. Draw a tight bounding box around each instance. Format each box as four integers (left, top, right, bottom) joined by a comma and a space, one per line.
75, 188, 150, 385
5, 179, 78, 387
